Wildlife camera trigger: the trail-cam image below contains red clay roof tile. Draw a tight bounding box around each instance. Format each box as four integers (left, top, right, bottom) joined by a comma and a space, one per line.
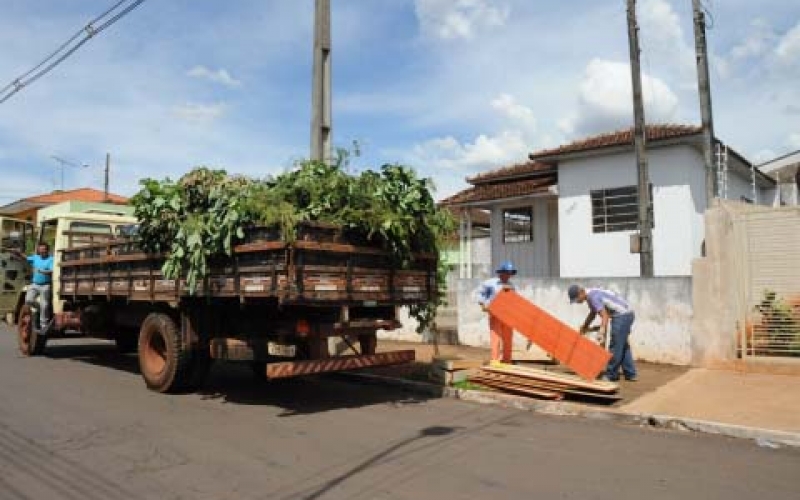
440, 176, 556, 206
24, 187, 128, 205
467, 161, 555, 184
529, 124, 702, 160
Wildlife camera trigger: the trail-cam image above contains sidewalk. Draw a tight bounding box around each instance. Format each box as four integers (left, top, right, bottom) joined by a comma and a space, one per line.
621, 368, 800, 433
370, 340, 800, 441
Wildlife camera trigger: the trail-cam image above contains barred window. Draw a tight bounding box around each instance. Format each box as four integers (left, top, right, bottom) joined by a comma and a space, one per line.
591, 185, 653, 233
503, 207, 533, 243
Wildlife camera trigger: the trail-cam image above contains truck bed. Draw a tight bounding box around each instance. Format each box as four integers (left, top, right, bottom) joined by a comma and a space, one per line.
58, 226, 437, 307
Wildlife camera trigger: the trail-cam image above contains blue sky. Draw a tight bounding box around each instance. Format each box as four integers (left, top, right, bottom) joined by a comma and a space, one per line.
0, 0, 798, 204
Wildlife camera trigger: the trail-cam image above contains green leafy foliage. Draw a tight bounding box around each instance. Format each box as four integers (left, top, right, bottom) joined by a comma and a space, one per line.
756, 290, 800, 356
130, 160, 455, 333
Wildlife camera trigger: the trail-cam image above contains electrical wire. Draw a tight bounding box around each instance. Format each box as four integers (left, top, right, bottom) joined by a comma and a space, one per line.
0, 0, 148, 105
701, 0, 715, 30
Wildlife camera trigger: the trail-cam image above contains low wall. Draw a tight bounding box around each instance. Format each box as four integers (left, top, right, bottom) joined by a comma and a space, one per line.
380, 277, 694, 366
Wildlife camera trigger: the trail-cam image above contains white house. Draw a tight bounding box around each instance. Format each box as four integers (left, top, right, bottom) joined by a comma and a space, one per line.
757, 150, 800, 206
442, 124, 776, 278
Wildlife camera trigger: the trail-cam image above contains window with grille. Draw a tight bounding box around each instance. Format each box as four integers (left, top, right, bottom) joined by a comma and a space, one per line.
590, 185, 653, 233
503, 207, 533, 243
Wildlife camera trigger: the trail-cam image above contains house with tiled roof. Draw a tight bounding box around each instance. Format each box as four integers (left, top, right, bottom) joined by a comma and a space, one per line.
0, 187, 128, 222
758, 150, 800, 206
442, 124, 776, 278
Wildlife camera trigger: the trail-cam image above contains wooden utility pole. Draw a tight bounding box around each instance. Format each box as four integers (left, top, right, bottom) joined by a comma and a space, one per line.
692, 0, 717, 206
626, 0, 654, 277
310, 0, 332, 163
104, 152, 110, 202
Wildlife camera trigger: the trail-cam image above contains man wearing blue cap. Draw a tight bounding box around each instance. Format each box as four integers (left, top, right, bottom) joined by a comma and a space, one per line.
568, 284, 637, 381
477, 261, 517, 362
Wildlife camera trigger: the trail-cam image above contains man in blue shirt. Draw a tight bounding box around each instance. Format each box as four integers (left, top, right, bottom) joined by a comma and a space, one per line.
477, 261, 516, 362
13, 243, 54, 330
568, 284, 637, 382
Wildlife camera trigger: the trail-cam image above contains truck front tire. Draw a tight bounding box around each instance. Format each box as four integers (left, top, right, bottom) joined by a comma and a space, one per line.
17, 305, 46, 356
138, 313, 193, 393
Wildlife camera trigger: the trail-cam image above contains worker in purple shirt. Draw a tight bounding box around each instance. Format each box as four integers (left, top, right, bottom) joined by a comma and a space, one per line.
568, 284, 637, 382
477, 261, 517, 363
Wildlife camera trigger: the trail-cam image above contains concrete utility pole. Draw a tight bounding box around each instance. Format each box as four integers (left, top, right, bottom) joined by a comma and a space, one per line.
104, 152, 110, 201
692, 0, 717, 207
310, 0, 332, 163
626, 0, 654, 277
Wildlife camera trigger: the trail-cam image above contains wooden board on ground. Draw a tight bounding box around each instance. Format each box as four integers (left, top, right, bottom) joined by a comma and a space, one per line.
488, 290, 611, 380
484, 362, 619, 393
473, 371, 622, 402
470, 376, 563, 400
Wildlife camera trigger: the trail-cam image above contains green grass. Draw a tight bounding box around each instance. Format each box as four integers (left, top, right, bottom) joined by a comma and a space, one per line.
451, 380, 487, 391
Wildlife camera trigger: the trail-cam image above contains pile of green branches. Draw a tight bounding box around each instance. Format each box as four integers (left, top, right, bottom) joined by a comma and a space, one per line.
130, 160, 455, 332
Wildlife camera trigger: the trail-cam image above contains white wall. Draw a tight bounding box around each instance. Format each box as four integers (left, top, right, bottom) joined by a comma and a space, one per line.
380, 277, 695, 366
558, 146, 703, 277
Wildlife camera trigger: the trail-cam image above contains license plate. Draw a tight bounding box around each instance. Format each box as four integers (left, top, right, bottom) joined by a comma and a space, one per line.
268, 342, 296, 357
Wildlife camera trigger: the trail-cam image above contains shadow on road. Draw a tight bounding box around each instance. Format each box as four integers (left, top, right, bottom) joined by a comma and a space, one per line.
41, 341, 436, 417
197, 364, 435, 417
268, 414, 519, 500
42, 342, 140, 374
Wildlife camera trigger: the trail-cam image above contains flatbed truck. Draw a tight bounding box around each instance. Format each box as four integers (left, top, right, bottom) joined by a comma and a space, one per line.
15, 208, 432, 393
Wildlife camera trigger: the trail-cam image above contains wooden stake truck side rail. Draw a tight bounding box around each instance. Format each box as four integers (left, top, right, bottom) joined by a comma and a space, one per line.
59, 235, 437, 307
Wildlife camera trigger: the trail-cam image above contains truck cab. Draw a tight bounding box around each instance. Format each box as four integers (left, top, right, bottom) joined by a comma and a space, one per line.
11, 202, 135, 323
36, 208, 136, 317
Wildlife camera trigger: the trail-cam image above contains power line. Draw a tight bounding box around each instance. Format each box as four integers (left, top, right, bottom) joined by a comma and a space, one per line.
0, 0, 148, 105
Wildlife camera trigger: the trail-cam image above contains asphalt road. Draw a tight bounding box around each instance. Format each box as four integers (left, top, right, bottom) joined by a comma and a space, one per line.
1, 323, 798, 500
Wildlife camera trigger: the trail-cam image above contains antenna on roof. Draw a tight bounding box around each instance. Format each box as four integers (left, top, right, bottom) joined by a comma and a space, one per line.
50, 155, 88, 191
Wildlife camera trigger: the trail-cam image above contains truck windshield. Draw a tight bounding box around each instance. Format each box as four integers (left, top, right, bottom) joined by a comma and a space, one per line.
39, 221, 58, 250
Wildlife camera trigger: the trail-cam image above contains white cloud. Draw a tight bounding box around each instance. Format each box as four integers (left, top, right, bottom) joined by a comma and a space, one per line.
730, 19, 775, 61
490, 93, 537, 134
639, 0, 695, 80
788, 133, 800, 149
560, 58, 680, 136
414, 0, 509, 40
410, 130, 527, 173
775, 21, 800, 66
405, 92, 542, 174
187, 65, 242, 88
172, 102, 228, 123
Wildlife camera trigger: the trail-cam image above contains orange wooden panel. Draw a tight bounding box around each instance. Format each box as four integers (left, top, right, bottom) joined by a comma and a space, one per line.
488, 290, 611, 380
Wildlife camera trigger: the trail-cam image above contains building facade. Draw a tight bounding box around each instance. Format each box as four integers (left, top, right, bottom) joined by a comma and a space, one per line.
442, 125, 776, 278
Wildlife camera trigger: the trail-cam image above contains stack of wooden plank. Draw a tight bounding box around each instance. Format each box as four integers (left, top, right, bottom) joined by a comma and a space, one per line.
468, 362, 621, 403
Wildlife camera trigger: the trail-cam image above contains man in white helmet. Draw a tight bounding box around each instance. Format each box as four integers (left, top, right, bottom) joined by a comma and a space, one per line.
477, 261, 517, 362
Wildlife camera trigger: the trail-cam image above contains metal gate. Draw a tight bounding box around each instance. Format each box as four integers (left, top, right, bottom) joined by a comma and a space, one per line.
735, 206, 800, 359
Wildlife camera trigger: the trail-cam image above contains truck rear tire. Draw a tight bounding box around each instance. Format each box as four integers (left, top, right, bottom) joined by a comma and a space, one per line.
17, 305, 46, 356
138, 313, 193, 393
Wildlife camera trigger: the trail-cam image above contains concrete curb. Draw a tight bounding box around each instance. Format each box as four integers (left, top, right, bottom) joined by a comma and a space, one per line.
336, 371, 800, 449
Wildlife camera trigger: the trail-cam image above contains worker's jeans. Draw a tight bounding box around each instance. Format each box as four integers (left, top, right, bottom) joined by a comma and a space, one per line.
489, 315, 513, 363
25, 283, 52, 328
605, 312, 636, 380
